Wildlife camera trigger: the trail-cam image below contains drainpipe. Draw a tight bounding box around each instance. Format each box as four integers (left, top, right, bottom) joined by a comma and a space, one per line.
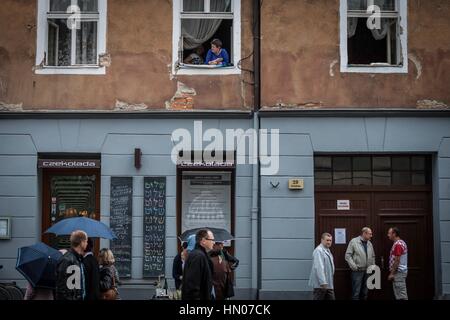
251, 0, 261, 300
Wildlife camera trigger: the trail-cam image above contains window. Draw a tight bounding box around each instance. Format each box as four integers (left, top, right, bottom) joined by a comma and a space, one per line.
340, 0, 408, 73
172, 0, 241, 75
36, 0, 107, 75
314, 155, 431, 186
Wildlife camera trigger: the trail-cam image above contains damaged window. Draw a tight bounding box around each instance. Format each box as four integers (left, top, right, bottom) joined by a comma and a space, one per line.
347, 0, 401, 66
341, 0, 407, 73
176, 0, 237, 71
46, 0, 99, 66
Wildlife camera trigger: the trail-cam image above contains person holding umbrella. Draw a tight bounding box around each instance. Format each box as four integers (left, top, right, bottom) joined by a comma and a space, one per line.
83, 238, 100, 300
209, 241, 239, 300
56, 230, 88, 300
16, 242, 63, 300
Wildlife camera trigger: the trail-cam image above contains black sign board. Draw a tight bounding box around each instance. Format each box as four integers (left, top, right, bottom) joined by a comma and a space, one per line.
143, 177, 166, 278
110, 177, 133, 278
38, 159, 101, 169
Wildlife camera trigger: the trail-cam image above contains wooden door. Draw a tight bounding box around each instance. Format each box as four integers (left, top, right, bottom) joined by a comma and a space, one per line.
315, 188, 434, 300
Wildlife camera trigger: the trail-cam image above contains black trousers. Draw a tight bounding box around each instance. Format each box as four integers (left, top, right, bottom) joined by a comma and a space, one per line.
313, 288, 336, 300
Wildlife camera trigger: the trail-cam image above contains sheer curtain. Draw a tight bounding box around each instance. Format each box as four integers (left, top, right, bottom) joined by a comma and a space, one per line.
348, 18, 358, 38
181, 0, 230, 50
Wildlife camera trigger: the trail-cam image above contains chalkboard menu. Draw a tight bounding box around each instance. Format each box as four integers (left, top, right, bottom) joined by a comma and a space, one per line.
143, 177, 166, 278
110, 177, 133, 278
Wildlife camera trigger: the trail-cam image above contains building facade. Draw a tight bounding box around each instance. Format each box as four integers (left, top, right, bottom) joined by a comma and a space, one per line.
0, 0, 449, 300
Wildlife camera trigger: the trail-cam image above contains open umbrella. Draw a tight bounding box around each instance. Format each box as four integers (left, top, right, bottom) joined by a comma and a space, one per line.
179, 227, 234, 243
16, 242, 62, 289
45, 217, 117, 240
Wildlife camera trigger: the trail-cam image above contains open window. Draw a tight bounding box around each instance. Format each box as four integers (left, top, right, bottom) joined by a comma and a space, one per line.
173, 0, 241, 75
340, 0, 408, 73
36, 0, 107, 75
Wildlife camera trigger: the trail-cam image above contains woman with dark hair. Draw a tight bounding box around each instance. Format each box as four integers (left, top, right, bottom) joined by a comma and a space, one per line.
83, 238, 100, 300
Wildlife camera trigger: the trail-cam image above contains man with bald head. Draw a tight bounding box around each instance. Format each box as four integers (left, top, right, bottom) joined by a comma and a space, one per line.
345, 227, 376, 300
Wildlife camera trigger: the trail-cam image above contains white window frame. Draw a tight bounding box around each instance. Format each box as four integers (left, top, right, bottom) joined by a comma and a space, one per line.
340, 0, 408, 74
172, 0, 241, 76
36, 0, 107, 75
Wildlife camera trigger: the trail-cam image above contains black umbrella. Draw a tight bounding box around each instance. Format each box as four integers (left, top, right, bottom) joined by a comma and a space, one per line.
16, 242, 62, 289
179, 227, 234, 243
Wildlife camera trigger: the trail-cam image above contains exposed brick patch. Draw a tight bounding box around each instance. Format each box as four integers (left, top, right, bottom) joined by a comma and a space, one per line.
166, 81, 196, 110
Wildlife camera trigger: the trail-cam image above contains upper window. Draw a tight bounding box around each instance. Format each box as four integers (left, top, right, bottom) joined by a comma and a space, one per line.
172, 0, 241, 75
340, 0, 408, 73
314, 155, 431, 187
36, 0, 107, 75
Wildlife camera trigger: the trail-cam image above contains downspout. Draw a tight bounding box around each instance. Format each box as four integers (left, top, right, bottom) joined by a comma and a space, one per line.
251, 0, 261, 300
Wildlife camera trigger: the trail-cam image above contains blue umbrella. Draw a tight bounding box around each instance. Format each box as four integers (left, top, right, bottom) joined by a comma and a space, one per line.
16, 242, 62, 289
45, 217, 117, 240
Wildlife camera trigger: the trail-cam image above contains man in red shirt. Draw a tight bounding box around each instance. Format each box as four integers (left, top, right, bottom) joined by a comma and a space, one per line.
387, 227, 408, 300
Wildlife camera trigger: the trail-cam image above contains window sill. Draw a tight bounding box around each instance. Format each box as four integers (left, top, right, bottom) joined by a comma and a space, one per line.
35, 66, 106, 75
341, 64, 408, 74
174, 65, 241, 76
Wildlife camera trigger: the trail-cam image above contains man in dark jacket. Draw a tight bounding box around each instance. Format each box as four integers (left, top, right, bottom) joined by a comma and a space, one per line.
56, 230, 88, 300
182, 229, 215, 300
83, 238, 100, 300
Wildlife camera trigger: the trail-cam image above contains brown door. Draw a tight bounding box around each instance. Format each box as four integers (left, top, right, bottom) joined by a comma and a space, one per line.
315, 187, 434, 300
372, 191, 434, 300
42, 168, 101, 251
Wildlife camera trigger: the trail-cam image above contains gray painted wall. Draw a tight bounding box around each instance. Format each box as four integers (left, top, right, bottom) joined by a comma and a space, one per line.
1, 116, 449, 299
0, 119, 254, 298
260, 117, 450, 299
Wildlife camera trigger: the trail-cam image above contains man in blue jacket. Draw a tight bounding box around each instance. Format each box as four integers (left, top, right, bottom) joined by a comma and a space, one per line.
205, 39, 230, 66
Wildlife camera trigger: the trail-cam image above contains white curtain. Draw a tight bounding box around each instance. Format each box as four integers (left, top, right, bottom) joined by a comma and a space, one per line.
181, 0, 231, 50
371, 19, 395, 40
347, 18, 358, 38
347, 18, 396, 40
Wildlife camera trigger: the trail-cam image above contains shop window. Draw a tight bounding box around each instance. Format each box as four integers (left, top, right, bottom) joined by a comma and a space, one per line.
180, 171, 232, 233
36, 0, 107, 75
340, 0, 408, 73
173, 0, 241, 75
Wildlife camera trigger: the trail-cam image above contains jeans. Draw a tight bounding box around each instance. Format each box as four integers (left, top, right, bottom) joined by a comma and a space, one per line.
351, 271, 369, 300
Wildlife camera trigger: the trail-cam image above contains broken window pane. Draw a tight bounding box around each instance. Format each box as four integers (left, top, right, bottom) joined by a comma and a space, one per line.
47, 19, 72, 66
348, 0, 367, 10
183, 0, 204, 12
76, 22, 98, 65
211, 0, 232, 12
78, 0, 98, 12
348, 18, 399, 65
50, 0, 71, 12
